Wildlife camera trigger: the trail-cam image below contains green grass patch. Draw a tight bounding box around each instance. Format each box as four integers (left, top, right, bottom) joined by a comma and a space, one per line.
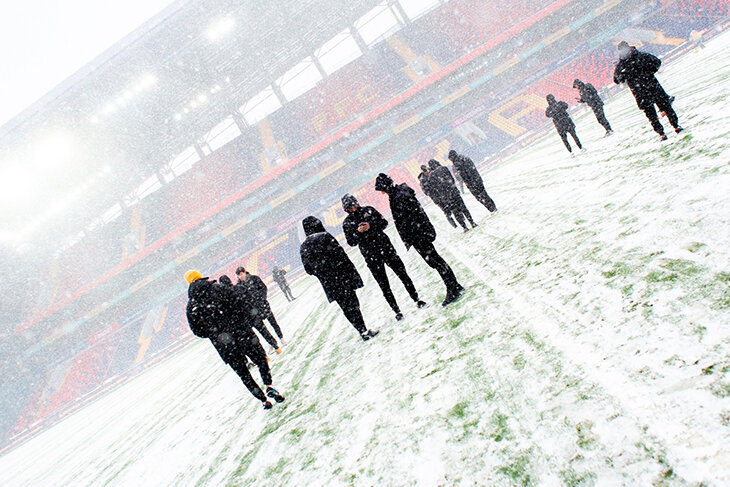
450, 401, 468, 419
576, 421, 597, 450
513, 353, 527, 371
602, 262, 633, 279
560, 467, 596, 487
497, 452, 533, 486
490, 412, 512, 442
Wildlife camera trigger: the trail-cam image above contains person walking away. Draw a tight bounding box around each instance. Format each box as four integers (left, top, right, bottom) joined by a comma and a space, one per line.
375, 173, 464, 306
545, 94, 583, 154
272, 266, 295, 301
299, 216, 379, 341
185, 270, 285, 409
573, 79, 613, 136
341, 193, 427, 321
613, 41, 683, 141
418, 165, 457, 228
448, 150, 497, 213
236, 265, 286, 348
221, 272, 281, 354
428, 159, 476, 232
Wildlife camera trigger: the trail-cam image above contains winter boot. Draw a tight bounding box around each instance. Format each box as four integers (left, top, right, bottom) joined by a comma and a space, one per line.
416, 300, 428, 309
442, 284, 464, 307
263, 400, 273, 410
266, 386, 286, 403
675, 126, 684, 134
361, 329, 380, 341
660, 134, 668, 141
395, 312, 404, 321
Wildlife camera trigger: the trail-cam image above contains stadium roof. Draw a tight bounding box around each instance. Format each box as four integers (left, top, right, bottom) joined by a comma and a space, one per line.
0, 0, 385, 252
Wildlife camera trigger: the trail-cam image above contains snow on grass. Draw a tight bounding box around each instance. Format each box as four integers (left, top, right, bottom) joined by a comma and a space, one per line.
2, 30, 729, 487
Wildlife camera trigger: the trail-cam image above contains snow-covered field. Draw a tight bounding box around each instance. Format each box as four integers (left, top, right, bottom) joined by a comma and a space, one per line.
3, 32, 729, 487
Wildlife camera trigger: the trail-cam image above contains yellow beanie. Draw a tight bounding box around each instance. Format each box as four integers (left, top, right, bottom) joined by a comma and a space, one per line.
184, 270, 203, 284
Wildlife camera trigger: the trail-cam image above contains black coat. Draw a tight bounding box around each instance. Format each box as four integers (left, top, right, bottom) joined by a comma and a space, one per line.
576, 82, 603, 109
236, 272, 267, 303
186, 278, 259, 364
545, 99, 574, 132
427, 161, 462, 209
300, 217, 363, 302
451, 154, 485, 192
272, 268, 287, 284
385, 182, 436, 250
236, 272, 270, 315
418, 170, 443, 207
613, 47, 663, 109
342, 205, 395, 264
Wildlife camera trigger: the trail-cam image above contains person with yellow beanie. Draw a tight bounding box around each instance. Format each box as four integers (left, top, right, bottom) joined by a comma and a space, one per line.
184, 270, 285, 409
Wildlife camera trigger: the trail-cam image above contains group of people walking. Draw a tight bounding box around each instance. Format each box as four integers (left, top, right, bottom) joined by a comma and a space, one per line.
418, 151, 497, 232
184, 265, 293, 409
545, 41, 683, 153
184, 40, 685, 410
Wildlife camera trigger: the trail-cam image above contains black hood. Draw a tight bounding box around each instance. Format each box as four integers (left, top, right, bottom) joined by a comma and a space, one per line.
573, 79, 583, 88
218, 275, 233, 286
546, 94, 556, 104
448, 149, 458, 161
428, 159, 441, 170
302, 216, 327, 236
375, 173, 394, 192
341, 193, 359, 212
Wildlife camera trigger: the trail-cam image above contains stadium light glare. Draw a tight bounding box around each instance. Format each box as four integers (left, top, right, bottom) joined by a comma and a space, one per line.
32, 133, 74, 170
205, 17, 235, 42
0, 163, 34, 210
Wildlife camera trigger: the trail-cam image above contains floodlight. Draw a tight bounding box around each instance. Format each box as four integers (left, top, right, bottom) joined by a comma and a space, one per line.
205, 17, 235, 41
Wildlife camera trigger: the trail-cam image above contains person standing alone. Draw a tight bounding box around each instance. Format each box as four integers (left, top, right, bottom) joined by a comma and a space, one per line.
572, 79, 612, 136
613, 41, 683, 141
375, 173, 464, 307
545, 94, 583, 154
341, 193, 426, 321
300, 216, 379, 341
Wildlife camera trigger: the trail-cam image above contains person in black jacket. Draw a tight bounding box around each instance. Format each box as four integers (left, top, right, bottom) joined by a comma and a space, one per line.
236, 265, 285, 346
546, 94, 582, 154
184, 270, 285, 409
448, 150, 497, 212
299, 216, 379, 341
418, 165, 457, 228
375, 173, 464, 307
613, 41, 682, 140
272, 266, 295, 301
221, 271, 281, 354
341, 194, 426, 321
427, 159, 476, 232
573, 79, 612, 136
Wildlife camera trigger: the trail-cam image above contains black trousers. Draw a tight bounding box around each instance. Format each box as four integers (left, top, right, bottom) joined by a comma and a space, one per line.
558, 126, 582, 153
252, 318, 278, 349
467, 182, 497, 212
227, 336, 272, 402
334, 289, 367, 335
436, 202, 457, 228
365, 247, 419, 314
446, 196, 475, 230
591, 105, 612, 132
276, 281, 294, 301
412, 241, 460, 292
639, 87, 679, 135
262, 307, 283, 339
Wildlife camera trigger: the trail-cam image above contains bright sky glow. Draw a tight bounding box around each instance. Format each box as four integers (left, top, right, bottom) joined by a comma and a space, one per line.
0, 0, 176, 128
